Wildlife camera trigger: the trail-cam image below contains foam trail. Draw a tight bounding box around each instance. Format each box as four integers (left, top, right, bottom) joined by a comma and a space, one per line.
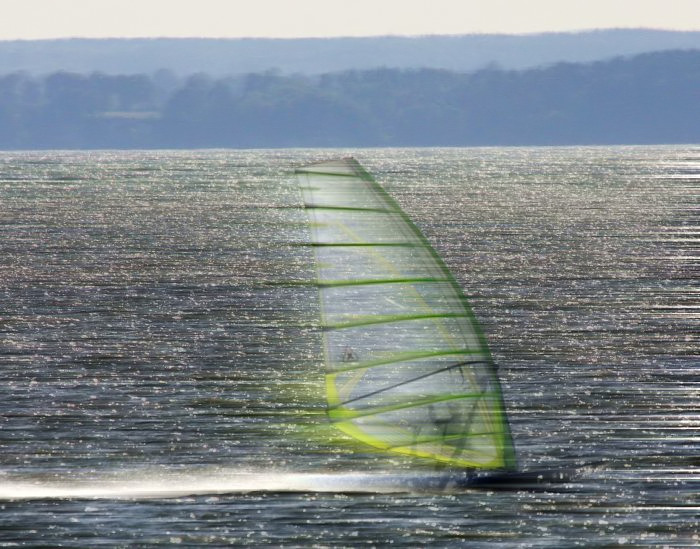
0, 469, 426, 500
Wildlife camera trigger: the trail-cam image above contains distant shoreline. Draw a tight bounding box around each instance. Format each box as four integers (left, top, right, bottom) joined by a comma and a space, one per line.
0, 49, 698, 149
1, 29, 699, 76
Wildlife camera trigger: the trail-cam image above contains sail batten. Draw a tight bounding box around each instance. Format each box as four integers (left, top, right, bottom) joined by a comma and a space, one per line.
308, 242, 418, 247
323, 312, 470, 331
318, 277, 448, 288
298, 158, 516, 471
304, 204, 397, 214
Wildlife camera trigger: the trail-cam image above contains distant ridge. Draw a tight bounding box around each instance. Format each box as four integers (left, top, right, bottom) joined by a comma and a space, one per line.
2, 29, 700, 76
0, 49, 697, 148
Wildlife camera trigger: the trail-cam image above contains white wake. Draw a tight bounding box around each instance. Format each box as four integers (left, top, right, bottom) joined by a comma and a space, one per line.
0, 469, 424, 500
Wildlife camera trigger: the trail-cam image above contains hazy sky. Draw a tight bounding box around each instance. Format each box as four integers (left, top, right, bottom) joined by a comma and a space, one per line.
2, 0, 699, 40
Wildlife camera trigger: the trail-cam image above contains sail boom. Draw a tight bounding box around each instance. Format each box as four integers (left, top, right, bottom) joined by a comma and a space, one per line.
327, 391, 498, 421
329, 359, 491, 408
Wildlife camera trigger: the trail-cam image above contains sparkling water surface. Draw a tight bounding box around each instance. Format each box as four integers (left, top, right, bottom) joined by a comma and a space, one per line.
0, 147, 697, 546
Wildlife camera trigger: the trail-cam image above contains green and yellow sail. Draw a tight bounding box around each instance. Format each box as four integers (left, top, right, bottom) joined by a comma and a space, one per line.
297, 158, 516, 471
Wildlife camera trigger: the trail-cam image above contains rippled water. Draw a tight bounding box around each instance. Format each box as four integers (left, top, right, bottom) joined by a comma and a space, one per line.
0, 147, 697, 546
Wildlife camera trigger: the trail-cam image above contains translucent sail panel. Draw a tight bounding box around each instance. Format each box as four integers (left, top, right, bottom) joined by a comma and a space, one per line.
297, 158, 515, 470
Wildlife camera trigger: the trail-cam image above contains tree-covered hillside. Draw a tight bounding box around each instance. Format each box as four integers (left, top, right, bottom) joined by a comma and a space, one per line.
0, 50, 697, 149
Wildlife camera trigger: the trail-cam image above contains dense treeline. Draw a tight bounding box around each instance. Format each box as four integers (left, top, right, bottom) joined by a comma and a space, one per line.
0, 50, 698, 149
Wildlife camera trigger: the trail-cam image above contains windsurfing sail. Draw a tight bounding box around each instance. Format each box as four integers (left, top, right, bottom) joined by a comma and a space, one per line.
296, 158, 516, 471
